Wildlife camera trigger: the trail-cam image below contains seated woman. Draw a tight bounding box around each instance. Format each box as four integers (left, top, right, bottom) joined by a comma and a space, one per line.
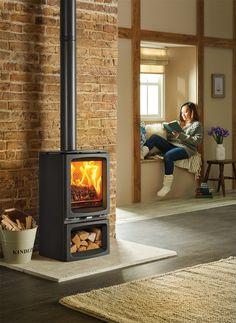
141, 102, 203, 197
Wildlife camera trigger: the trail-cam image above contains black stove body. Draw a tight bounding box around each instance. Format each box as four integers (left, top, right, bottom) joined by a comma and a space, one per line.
39, 0, 110, 261
39, 150, 110, 261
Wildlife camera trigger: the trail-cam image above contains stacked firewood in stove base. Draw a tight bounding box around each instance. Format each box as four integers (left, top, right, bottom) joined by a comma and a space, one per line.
0, 208, 34, 231
70, 228, 102, 253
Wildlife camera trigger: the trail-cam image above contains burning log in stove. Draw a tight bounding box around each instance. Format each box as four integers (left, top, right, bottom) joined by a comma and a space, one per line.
70, 228, 102, 253
71, 184, 97, 202
71, 160, 103, 205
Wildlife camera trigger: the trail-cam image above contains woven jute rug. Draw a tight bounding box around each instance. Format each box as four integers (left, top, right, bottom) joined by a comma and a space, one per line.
59, 257, 236, 323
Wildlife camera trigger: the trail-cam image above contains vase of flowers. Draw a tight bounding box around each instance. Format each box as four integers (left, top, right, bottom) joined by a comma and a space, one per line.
208, 126, 229, 160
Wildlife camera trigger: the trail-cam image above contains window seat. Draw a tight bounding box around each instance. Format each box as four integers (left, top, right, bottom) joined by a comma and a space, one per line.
141, 161, 198, 201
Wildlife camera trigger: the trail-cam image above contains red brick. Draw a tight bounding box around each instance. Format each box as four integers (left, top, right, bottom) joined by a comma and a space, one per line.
23, 83, 44, 92
10, 83, 22, 92
10, 73, 33, 82
0, 41, 8, 50
0, 51, 10, 60
0, 141, 6, 150
10, 14, 35, 24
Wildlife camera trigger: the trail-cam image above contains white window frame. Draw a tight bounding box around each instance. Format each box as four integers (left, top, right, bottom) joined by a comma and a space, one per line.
140, 73, 165, 121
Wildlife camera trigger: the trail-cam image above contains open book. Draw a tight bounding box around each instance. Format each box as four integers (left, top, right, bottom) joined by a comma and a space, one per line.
163, 120, 183, 133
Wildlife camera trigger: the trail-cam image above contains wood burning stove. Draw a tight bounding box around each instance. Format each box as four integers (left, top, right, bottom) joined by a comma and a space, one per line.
39, 0, 110, 261
39, 151, 110, 261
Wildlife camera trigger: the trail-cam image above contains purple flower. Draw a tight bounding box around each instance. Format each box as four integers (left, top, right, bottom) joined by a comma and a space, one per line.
208, 126, 229, 144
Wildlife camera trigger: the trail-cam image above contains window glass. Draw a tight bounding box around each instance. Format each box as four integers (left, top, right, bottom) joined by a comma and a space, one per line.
140, 73, 164, 120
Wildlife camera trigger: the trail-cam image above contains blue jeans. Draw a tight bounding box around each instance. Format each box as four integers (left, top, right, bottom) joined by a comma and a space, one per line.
144, 134, 188, 175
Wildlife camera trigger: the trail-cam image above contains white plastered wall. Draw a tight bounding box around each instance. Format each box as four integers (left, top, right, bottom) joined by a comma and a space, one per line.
141, 0, 196, 34
165, 47, 197, 120
204, 0, 233, 39
117, 39, 133, 206
118, 0, 131, 28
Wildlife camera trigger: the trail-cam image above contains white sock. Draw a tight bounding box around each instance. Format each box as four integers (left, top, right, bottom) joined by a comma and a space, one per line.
157, 175, 173, 197
157, 186, 171, 197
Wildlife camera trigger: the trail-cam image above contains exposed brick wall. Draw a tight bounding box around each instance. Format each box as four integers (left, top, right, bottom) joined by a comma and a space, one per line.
0, 0, 118, 236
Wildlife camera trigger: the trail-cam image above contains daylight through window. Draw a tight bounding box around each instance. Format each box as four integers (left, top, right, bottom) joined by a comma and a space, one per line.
140, 73, 164, 120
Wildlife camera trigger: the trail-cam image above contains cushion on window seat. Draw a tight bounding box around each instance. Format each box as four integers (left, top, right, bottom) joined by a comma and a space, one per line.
145, 123, 167, 139
140, 122, 167, 148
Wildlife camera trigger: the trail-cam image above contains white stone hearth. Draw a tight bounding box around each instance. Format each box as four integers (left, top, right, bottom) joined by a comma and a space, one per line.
0, 239, 176, 282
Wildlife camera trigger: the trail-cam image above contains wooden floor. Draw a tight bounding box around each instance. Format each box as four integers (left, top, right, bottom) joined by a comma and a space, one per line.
1, 196, 236, 323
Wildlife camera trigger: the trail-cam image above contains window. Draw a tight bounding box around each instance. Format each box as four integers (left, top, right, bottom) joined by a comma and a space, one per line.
140, 73, 165, 120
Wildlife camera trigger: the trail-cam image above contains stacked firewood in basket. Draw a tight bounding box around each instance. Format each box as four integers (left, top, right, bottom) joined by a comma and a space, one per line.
71, 228, 102, 253
0, 208, 33, 231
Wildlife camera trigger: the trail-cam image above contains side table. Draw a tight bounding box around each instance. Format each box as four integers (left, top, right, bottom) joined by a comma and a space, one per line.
203, 159, 236, 197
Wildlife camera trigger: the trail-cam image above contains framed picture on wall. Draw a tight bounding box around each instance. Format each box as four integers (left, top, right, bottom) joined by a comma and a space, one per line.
211, 74, 225, 98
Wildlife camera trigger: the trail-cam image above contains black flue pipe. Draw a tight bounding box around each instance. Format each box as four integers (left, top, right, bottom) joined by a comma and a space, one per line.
60, 0, 77, 151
